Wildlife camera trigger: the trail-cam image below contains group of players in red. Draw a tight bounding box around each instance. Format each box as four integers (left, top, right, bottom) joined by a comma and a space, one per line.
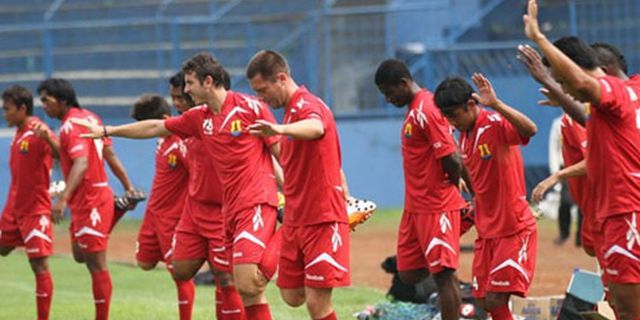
3, 0, 640, 319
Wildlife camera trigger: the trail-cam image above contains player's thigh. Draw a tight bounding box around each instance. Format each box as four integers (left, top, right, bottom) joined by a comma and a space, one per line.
396, 210, 427, 272
71, 241, 85, 263
28, 256, 49, 274
280, 288, 306, 307
398, 268, 429, 285
609, 283, 640, 319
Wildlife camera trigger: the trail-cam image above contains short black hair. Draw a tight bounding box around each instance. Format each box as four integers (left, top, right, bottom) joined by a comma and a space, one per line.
169, 71, 185, 88
542, 36, 600, 70
131, 94, 171, 121
591, 42, 628, 75
246, 50, 291, 81
2, 85, 33, 115
37, 78, 80, 108
434, 77, 475, 113
182, 52, 230, 89
374, 59, 413, 87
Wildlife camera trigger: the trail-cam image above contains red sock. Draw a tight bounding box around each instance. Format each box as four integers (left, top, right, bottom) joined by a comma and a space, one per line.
35, 271, 53, 320
220, 285, 245, 320
315, 311, 337, 320
215, 284, 223, 320
174, 279, 195, 320
489, 304, 512, 320
110, 208, 126, 232
91, 270, 112, 320
244, 303, 271, 320
259, 228, 282, 280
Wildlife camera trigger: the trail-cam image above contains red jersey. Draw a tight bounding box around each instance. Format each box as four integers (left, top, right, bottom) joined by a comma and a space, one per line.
459, 108, 535, 239
560, 114, 587, 208
183, 137, 222, 204
5, 117, 53, 217
585, 76, 640, 226
59, 108, 111, 210
280, 86, 347, 226
164, 91, 279, 215
401, 89, 466, 213
144, 135, 189, 219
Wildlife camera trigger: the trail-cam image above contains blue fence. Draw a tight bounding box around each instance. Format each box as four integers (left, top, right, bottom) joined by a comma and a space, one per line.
1, 0, 640, 213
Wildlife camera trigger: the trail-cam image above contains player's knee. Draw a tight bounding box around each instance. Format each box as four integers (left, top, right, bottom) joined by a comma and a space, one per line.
172, 268, 195, 282
136, 260, 157, 271
72, 252, 85, 263
29, 257, 49, 274
398, 270, 427, 285
236, 276, 266, 298
281, 290, 306, 307
484, 293, 510, 311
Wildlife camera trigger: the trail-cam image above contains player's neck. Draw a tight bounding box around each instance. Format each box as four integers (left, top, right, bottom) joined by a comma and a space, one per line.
16, 116, 30, 130
283, 80, 299, 108
207, 88, 228, 114
407, 82, 422, 104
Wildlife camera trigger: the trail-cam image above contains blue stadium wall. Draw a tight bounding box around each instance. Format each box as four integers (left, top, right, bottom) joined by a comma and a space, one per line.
0, 76, 559, 218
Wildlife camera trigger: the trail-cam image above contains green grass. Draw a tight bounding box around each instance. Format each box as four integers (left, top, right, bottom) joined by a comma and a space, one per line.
0, 252, 384, 319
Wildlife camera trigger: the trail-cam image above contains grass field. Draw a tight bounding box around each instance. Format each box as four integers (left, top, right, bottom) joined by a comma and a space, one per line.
0, 252, 384, 319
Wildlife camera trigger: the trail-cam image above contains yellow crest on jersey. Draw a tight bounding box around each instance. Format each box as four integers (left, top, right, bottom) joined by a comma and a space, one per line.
167, 154, 177, 168
404, 123, 412, 138
19, 140, 29, 153
230, 119, 242, 137
478, 144, 492, 159
585, 102, 591, 120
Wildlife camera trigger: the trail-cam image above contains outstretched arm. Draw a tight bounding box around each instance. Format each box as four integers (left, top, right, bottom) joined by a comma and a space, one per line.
523, 0, 601, 105
441, 152, 463, 188
517, 44, 587, 126
472, 73, 538, 137
71, 118, 171, 139
248, 119, 325, 141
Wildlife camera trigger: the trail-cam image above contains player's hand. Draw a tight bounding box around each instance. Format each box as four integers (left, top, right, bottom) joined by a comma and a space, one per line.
52, 198, 67, 224
125, 188, 147, 210
538, 88, 561, 107
70, 118, 104, 139
523, 0, 544, 41
517, 44, 554, 85
247, 120, 283, 137
32, 122, 51, 140
531, 174, 560, 203
471, 73, 500, 108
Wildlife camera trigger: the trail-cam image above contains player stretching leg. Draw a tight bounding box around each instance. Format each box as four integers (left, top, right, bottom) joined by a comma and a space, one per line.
434, 74, 538, 320
247, 50, 350, 320
0, 85, 56, 320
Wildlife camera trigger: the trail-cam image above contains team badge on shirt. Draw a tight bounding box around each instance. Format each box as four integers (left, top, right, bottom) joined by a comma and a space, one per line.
167, 154, 178, 169
478, 144, 492, 160
404, 123, 413, 138
20, 140, 29, 154
230, 119, 242, 137
585, 103, 591, 121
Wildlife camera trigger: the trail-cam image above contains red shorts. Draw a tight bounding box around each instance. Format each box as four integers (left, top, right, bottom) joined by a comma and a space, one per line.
69, 189, 114, 253
136, 212, 180, 266
277, 222, 350, 289
397, 209, 461, 274
0, 211, 53, 259
472, 224, 537, 298
226, 204, 277, 265
591, 231, 609, 289
602, 212, 640, 284
172, 200, 229, 272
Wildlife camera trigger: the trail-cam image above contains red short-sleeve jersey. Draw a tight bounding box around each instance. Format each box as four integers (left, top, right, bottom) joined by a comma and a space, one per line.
145, 134, 189, 219
279, 86, 347, 226
560, 114, 587, 208
164, 91, 278, 215
585, 76, 640, 227
5, 117, 53, 217
459, 108, 536, 238
401, 89, 466, 213
59, 108, 111, 210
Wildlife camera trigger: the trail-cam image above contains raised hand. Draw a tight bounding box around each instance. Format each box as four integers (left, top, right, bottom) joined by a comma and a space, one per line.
70, 118, 104, 139
523, 0, 544, 41
247, 119, 283, 137
471, 73, 500, 108
517, 44, 554, 85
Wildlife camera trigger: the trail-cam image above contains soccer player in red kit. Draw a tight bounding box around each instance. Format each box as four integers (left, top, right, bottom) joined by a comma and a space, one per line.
0, 85, 56, 320
129, 94, 197, 320
434, 74, 538, 320
246, 50, 349, 320
373, 59, 467, 320
38, 78, 114, 320
525, 1, 640, 317
74, 53, 282, 319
